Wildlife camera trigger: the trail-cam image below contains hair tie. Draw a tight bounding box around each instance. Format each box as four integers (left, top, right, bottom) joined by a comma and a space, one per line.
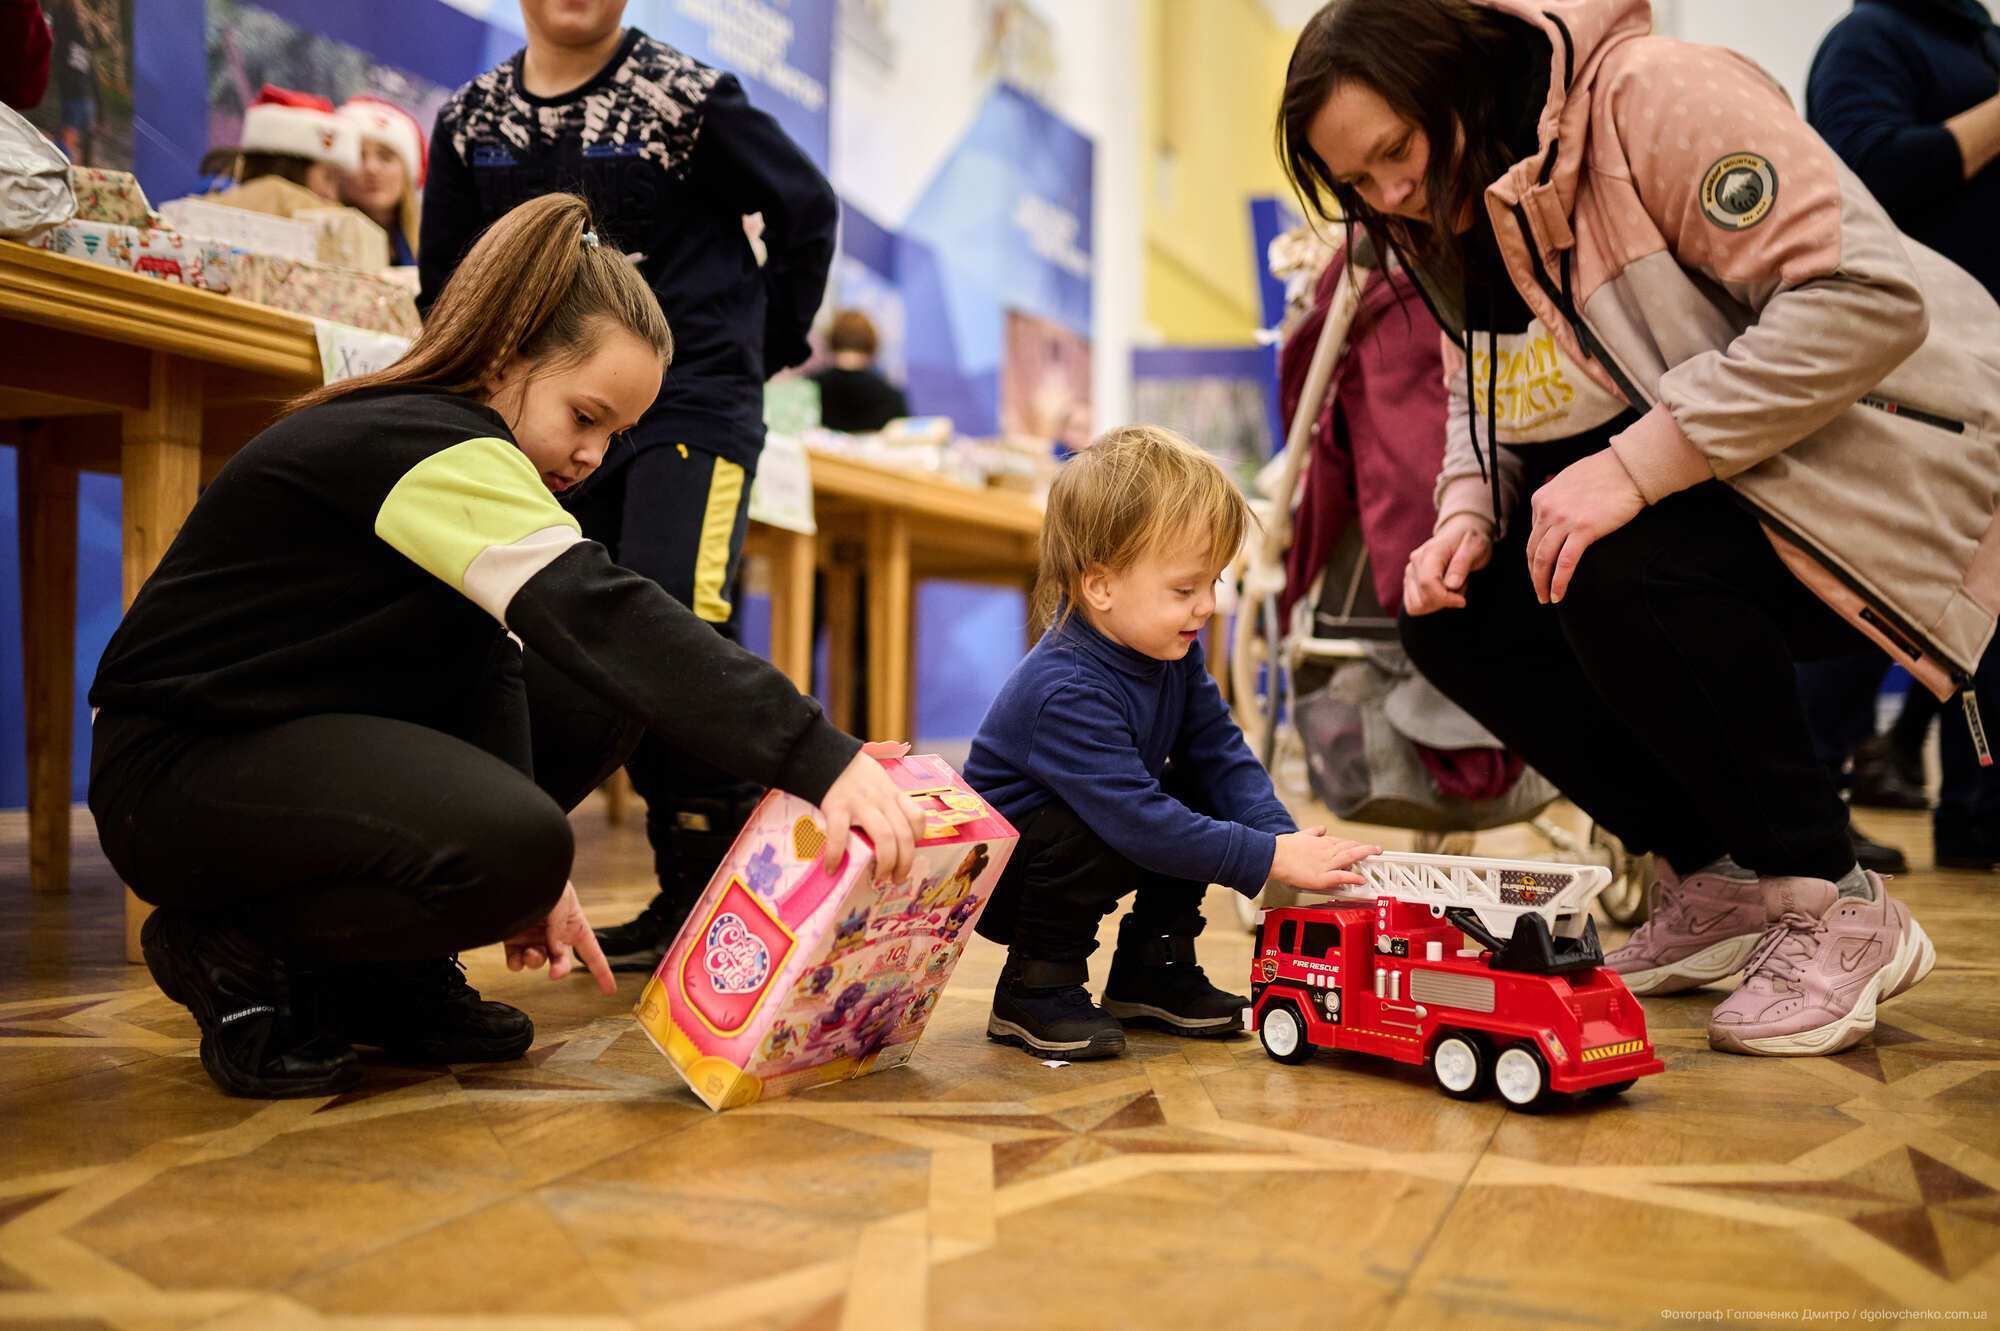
581, 230, 600, 250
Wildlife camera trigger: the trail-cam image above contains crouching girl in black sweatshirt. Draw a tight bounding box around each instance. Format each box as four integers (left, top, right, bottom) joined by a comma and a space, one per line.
88, 192, 920, 1099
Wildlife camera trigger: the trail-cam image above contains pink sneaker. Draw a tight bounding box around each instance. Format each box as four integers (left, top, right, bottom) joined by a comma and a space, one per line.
1604, 863, 1766, 995
1707, 874, 1937, 1057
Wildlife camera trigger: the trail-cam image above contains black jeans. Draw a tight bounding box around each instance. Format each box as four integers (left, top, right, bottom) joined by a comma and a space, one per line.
1400, 443, 1870, 882
89, 650, 640, 967
566, 442, 765, 893
975, 786, 1216, 965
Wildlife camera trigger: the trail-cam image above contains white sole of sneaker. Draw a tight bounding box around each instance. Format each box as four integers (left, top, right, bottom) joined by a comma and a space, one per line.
1711, 910, 1935, 1058
1883, 914, 1936, 1000
1618, 931, 1762, 996
1100, 999, 1239, 1032
985, 1015, 1125, 1059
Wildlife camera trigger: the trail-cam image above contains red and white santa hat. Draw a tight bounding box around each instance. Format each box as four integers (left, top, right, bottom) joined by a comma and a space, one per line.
239, 85, 360, 173
338, 96, 427, 188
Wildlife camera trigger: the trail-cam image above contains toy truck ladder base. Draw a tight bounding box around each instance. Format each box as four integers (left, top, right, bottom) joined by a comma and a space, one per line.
1296, 851, 1612, 975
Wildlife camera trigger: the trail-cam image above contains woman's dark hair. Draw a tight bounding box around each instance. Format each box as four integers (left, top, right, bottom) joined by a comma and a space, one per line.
287, 193, 672, 415
234, 151, 318, 188
1276, 0, 1548, 307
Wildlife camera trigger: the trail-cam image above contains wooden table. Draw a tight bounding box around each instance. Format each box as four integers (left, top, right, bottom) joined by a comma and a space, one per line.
3, 241, 325, 959
2, 240, 1045, 957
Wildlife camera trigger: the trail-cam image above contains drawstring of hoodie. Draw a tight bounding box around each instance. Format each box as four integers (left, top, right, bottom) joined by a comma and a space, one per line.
1461, 283, 1503, 538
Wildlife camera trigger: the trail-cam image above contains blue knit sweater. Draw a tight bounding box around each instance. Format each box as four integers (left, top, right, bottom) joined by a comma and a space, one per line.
965, 615, 1296, 894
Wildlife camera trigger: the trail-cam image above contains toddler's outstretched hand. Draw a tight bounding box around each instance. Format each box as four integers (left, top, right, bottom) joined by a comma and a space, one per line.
1270, 827, 1381, 891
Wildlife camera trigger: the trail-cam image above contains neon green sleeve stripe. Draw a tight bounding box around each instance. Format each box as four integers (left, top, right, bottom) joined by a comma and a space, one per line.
373, 436, 583, 623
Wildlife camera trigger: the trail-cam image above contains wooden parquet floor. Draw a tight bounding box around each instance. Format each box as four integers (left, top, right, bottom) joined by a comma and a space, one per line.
2, 802, 1997, 1330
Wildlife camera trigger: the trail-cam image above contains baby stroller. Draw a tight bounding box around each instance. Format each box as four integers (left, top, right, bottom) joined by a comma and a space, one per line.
1227, 232, 1650, 930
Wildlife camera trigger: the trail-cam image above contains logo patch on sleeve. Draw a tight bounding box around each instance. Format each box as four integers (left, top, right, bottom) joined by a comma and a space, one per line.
1699, 152, 1778, 230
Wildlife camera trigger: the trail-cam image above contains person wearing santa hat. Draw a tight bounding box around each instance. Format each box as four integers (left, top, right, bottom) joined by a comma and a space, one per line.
338, 96, 425, 266
199, 84, 362, 224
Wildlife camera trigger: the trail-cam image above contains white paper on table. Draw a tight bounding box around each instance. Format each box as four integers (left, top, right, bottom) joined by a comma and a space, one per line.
312, 319, 411, 385
747, 431, 817, 534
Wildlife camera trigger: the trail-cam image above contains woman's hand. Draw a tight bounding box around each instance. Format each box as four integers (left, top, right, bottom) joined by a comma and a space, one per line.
504, 880, 616, 995
820, 742, 925, 885
1403, 513, 1494, 615
1526, 449, 1645, 604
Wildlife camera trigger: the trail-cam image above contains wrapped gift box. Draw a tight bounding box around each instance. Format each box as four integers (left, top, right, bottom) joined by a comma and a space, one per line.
229, 254, 420, 337
158, 197, 316, 262
68, 167, 156, 228
295, 206, 391, 272
27, 220, 235, 292
636, 754, 1017, 1110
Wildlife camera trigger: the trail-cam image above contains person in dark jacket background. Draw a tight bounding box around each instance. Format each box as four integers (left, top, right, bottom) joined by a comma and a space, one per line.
420, 0, 842, 965
1795, 0, 2000, 872
809, 309, 908, 433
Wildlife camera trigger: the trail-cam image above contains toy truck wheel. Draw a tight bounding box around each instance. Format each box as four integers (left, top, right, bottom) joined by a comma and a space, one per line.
1429, 1032, 1489, 1099
1258, 1001, 1315, 1065
1589, 1078, 1637, 1098
1494, 1043, 1554, 1111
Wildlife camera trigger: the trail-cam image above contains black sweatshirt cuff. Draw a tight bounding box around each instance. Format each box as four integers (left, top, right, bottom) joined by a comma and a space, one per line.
775, 717, 862, 807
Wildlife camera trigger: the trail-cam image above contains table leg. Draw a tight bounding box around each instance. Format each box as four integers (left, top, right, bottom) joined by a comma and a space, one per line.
822, 553, 860, 734
763, 527, 817, 694
120, 353, 203, 962
865, 510, 912, 742
18, 424, 79, 894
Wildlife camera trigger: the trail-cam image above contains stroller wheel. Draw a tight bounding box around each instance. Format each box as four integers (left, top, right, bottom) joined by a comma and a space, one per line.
1590, 823, 1652, 927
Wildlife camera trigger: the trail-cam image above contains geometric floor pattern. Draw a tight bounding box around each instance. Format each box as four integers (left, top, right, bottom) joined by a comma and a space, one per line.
4, 803, 1996, 1329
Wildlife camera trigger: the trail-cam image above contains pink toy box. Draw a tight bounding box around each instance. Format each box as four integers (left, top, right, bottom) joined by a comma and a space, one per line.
635, 754, 1017, 1110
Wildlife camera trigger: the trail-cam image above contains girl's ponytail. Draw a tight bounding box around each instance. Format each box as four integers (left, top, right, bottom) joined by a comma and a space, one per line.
287, 192, 671, 414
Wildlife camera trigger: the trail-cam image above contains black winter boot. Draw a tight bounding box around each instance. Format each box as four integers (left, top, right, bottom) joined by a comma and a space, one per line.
328, 956, 535, 1063
1101, 913, 1246, 1038
141, 907, 361, 1099
987, 956, 1125, 1059
1849, 734, 1929, 810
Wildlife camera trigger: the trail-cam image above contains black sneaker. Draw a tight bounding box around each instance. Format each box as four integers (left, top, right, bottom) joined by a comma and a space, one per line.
1850, 735, 1929, 810
1849, 821, 1910, 876
1101, 915, 1246, 1039
986, 957, 1125, 1059
329, 956, 534, 1064
140, 907, 361, 1099
593, 889, 698, 973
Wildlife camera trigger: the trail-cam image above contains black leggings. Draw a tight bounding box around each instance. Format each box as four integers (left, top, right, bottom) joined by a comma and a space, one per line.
1400, 445, 1870, 882
88, 651, 640, 967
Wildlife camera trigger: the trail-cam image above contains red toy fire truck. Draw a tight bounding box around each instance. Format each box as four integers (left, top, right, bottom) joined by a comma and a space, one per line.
1247, 852, 1664, 1110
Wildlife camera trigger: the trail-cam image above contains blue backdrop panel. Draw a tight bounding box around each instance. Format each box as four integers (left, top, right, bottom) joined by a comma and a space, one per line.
0, 451, 124, 806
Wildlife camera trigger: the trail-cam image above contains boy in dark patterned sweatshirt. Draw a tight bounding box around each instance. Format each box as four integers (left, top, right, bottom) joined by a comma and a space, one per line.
420, 0, 839, 968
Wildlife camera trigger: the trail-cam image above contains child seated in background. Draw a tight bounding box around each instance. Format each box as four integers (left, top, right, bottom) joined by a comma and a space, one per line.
966, 426, 1380, 1059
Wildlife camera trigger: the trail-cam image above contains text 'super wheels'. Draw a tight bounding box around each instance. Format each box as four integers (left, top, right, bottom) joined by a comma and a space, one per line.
1258, 1001, 1315, 1065
1429, 1031, 1489, 1100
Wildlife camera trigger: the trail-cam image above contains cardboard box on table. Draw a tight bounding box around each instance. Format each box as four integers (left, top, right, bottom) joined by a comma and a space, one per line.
228, 254, 421, 337
158, 197, 317, 262
27, 219, 235, 292
635, 754, 1017, 1111
68, 167, 156, 228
